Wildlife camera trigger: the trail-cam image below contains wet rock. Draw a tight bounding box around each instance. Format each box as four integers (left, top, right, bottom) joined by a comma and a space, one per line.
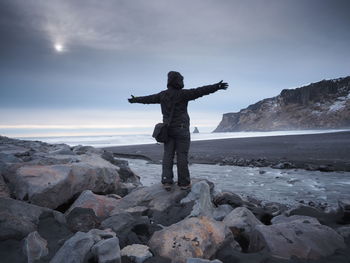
262, 202, 288, 217
272, 162, 295, 169
271, 215, 320, 225
66, 190, 120, 218
110, 183, 191, 226
121, 244, 153, 263
101, 212, 151, 247
286, 204, 339, 225
186, 259, 222, 263
223, 207, 263, 246
249, 220, 346, 259
213, 205, 233, 221
318, 164, 335, 172
4, 153, 122, 209
23, 231, 49, 263
180, 181, 214, 217
0, 173, 10, 198
213, 192, 243, 208
51, 228, 116, 263
149, 216, 233, 263
116, 182, 140, 197
66, 207, 100, 232
92, 237, 121, 263
338, 198, 350, 223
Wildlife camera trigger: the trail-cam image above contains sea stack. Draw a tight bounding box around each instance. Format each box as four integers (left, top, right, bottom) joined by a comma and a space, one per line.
193, 127, 200, 133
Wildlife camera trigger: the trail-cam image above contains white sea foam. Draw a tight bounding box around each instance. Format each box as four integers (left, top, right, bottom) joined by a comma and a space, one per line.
15, 129, 350, 148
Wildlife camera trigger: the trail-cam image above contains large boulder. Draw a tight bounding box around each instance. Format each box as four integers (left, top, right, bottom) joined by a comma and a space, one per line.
149, 216, 233, 263
0, 136, 140, 209
223, 207, 263, 245
66, 190, 120, 218
51, 228, 117, 263
3, 154, 122, 209
249, 220, 346, 259
110, 183, 192, 226
180, 181, 214, 218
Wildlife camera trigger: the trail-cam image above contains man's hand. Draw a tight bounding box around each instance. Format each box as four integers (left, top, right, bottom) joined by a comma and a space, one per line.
217, 80, 228, 90
128, 95, 136, 103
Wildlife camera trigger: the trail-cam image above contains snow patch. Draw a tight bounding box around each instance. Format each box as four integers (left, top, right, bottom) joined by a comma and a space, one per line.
328, 93, 350, 112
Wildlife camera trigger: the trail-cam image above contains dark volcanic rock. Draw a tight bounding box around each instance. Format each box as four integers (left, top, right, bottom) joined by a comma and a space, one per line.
110, 183, 192, 226
214, 76, 350, 132
249, 220, 346, 260
101, 212, 152, 248
0, 173, 10, 198
66, 207, 101, 232
213, 192, 244, 208
0, 136, 141, 209
65, 190, 121, 218
50, 228, 118, 263
223, 207, 263, 250
0, 197, 51, 240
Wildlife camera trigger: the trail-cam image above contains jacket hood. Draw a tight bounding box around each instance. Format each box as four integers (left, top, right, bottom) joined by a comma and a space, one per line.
167, 71, 184, 90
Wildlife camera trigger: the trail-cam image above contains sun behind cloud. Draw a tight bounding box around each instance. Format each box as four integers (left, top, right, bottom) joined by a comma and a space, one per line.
54, 43, 64, 52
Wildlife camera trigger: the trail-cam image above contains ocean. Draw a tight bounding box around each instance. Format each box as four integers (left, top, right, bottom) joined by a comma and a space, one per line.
14, 129, 349, 148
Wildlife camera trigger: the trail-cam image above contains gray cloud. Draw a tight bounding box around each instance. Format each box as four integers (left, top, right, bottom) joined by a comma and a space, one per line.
5, 0, 349, 53
0, 0, 349, 117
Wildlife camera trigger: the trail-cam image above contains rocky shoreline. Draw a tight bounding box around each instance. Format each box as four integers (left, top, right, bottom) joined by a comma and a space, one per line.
1, 136, 350, 263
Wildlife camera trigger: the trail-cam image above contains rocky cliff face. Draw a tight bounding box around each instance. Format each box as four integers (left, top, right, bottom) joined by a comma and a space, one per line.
214, 77, 350, 132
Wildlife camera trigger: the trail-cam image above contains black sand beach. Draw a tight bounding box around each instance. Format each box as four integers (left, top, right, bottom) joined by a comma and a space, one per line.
105, 131, 350, 171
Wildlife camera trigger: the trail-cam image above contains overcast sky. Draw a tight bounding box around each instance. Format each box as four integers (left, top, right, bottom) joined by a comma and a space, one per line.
1, 0, 349, 136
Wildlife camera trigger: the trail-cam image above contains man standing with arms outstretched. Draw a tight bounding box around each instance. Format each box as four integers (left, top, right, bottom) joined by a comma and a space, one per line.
128, 71, 228, 190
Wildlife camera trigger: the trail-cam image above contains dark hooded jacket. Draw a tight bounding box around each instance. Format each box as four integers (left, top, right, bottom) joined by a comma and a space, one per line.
131, 71, 223, 128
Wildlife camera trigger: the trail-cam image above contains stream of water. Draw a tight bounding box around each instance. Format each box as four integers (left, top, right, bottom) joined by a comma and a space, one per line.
124, 158, 350, 208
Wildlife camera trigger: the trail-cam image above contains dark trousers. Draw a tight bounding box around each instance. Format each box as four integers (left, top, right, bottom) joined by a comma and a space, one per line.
161, 126, 191, 186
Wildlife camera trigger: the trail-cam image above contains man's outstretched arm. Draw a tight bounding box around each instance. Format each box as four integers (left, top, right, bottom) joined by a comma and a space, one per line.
182, 81, 228, 101
128, 93, 161, 104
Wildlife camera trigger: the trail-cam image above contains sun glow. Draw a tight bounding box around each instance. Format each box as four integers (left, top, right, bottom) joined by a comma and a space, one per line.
54, 43, 64, 52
